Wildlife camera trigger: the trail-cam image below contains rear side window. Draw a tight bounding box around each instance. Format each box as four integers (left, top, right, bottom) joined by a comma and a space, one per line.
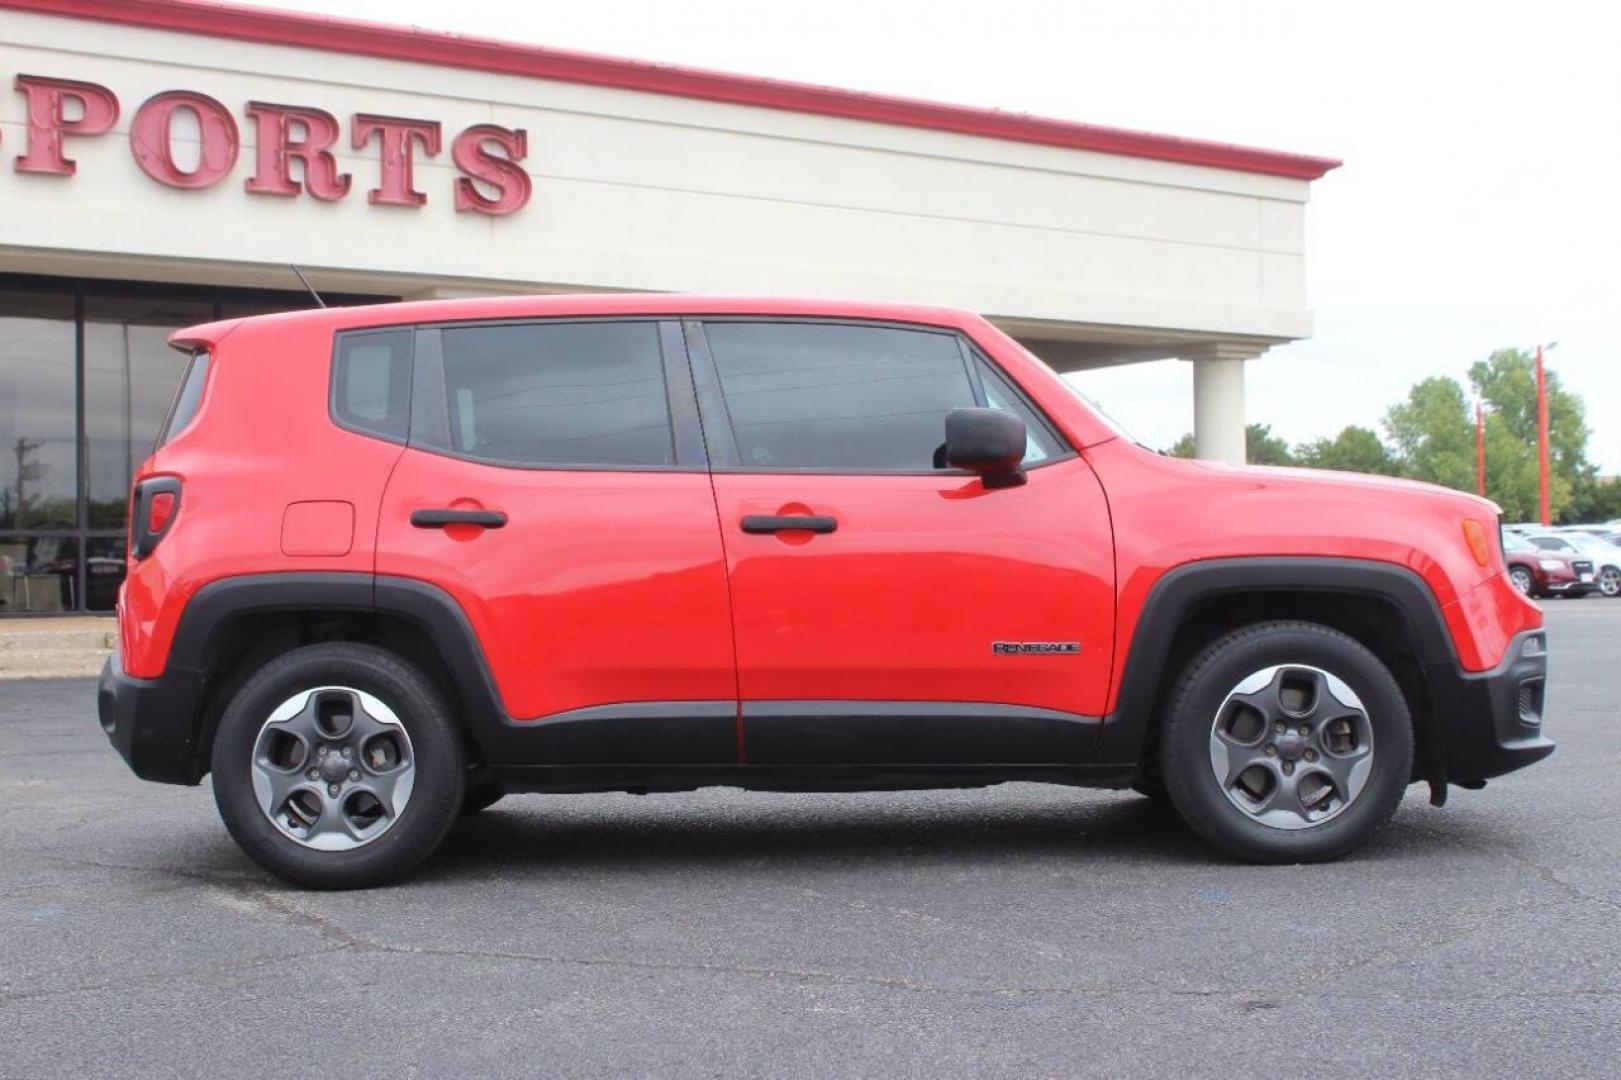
703, 322, 975, 470
417, 321, 674, 468
333, 330, 413, 442
157, 349, 210, 447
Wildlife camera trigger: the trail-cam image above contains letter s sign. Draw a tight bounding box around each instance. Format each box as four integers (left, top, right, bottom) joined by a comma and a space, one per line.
451, 124, 531, 216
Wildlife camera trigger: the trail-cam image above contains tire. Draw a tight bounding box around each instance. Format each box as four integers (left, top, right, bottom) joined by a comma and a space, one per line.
210, 642, 466, 889
1508, 566, 1535, 596
1158, 621, 1413, 864
1602, 567, 1621, 598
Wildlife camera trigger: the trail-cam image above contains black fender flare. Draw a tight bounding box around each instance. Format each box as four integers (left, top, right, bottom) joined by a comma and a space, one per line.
1093, 557, 1460, 768
147, 573, 506, 781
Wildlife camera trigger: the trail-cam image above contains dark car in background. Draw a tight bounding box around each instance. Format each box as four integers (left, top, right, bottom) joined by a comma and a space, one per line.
1504, 531, 1596, 598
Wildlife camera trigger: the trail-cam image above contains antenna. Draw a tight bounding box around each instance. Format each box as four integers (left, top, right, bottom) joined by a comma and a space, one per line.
289, 264, 327, 309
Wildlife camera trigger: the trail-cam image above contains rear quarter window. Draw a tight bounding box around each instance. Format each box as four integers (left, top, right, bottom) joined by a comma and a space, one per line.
332, 330, 413, 442
157, 349, 210, 447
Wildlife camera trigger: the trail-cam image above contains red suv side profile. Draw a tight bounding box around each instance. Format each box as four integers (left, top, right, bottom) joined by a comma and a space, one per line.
97, 296, 1552, 887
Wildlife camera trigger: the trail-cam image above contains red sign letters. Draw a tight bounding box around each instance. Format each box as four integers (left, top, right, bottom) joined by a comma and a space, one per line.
7, 74, 531, 216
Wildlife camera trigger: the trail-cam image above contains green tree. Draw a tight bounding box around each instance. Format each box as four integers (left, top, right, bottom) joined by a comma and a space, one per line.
1294, 425, 1401, 475
1166, 433, 1195, 458
1468, 348, 1591, 522
1163, 424, 1293, 464
1383, 376, 1475, 491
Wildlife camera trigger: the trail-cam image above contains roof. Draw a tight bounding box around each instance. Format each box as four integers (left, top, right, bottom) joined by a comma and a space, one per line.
171, 294, 986, 348
6, 0, 1341, 181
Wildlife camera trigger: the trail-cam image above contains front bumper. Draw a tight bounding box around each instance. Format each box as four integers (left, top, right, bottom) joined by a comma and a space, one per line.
97, 652, 207, 785
1426, 627, 1554, 783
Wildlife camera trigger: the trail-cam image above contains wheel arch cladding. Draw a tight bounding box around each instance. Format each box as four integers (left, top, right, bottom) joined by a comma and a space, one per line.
153, 573, 509, 783
1097, 557, 1453, 781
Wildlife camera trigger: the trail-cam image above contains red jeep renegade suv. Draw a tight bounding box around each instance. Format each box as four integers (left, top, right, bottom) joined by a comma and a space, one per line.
97, 295, 1553, 887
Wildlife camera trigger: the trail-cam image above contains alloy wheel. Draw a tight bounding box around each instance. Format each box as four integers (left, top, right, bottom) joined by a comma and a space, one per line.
1207, 664, 1374, 831
1601, 567, 1620, 597
1509, 567, 1534, 595
249, 686, 416, 851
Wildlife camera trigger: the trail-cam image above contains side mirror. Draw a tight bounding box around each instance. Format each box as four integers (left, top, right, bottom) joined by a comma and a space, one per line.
944, 407, 1027, 488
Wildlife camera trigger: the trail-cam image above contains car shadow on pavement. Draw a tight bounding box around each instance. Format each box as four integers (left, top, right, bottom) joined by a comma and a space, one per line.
413, 791, 1236, 881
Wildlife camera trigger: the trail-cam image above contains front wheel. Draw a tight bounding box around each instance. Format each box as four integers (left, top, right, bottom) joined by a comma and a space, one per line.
1600, 567, 1620, 598
1159, 621, 1413, 864
210, 643, 466, 889
1509, 566, 1535, 596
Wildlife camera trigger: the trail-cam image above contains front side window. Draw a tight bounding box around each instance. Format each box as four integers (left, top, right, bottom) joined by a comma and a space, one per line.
974, 355, 1062, 466
419, 321, 673, 468
704, 322, 976, 470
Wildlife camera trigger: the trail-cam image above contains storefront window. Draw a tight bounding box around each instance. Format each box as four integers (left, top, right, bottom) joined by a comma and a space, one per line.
0, 291, 77, 531
0, 273, 392, 614
84, 295, 216, 528
0, 535, 78, 614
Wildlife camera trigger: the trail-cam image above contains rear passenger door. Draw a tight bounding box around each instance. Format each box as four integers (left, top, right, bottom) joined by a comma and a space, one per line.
689, 319, 1115, 768
371, 319, 739, 764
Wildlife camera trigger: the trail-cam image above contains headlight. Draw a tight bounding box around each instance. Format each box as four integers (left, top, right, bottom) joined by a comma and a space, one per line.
1539, 559, 1563, 571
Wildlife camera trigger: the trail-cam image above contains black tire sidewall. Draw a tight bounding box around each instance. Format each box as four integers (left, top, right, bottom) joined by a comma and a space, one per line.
210, 642, 464, 889
1160, 622, 1413, 864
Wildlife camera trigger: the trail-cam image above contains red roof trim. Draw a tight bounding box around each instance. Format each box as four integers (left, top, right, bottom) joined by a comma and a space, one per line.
2, 0, 1341, 180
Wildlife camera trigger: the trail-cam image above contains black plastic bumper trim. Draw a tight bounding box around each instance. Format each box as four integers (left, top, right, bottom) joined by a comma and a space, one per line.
742, 700, 1101, 766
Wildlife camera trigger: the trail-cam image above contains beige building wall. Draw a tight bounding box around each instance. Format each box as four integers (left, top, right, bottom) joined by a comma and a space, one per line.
0, 4, 1334, 462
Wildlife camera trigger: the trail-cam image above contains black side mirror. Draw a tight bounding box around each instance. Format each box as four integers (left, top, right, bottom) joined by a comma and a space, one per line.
944, 407, 1027, 488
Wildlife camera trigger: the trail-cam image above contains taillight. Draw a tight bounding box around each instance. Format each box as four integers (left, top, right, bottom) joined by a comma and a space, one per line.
132, 477, 182, 559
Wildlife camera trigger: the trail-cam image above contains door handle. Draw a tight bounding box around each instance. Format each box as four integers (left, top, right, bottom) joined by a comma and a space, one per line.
740, 514, 837, 534
411, 508, 508, 529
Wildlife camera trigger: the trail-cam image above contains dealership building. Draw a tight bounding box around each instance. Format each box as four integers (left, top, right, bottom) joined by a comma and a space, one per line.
0, 0, 1337, 615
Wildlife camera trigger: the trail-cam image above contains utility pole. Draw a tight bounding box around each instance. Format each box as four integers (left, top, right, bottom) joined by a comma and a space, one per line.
1537, 345, 1550, 526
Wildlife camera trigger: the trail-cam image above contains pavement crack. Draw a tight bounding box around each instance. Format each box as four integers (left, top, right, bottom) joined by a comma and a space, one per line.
1392, 819, 1621, 912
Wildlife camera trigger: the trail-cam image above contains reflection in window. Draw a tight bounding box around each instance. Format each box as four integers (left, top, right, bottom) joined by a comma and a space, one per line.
84, 535, 127, 612
0, 292, 77, 530
705, 322, 975, 471
0, 535, 78, 613
83, 295, 213, 528
428, 322, 673, 467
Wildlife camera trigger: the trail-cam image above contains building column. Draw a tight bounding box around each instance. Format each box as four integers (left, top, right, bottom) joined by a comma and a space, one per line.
1183, 342, 1266, 464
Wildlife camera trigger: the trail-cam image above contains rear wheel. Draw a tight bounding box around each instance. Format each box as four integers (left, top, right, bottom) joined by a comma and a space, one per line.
1159, 621, 1412, 864
210, 643, 465, 888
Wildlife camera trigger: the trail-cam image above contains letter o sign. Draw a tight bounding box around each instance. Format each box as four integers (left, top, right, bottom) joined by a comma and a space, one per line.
130, 91, 240, 189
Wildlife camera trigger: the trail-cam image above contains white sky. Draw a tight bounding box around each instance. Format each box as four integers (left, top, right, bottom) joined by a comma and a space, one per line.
257, 0, 1620, 467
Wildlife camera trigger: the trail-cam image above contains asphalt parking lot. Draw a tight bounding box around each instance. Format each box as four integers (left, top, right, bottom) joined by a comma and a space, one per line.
3, 603, 1618, 1078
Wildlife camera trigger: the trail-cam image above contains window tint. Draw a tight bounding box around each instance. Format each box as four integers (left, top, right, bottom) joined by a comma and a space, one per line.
333, 330, 412, 442
973, 355, 1063, 465
705, 322, 975, 470
424, 321, 673, 468
157, 349, 210, 450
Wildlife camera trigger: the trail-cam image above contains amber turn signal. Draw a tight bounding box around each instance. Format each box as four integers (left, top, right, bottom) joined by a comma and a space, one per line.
1462, 518, 1492, 567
